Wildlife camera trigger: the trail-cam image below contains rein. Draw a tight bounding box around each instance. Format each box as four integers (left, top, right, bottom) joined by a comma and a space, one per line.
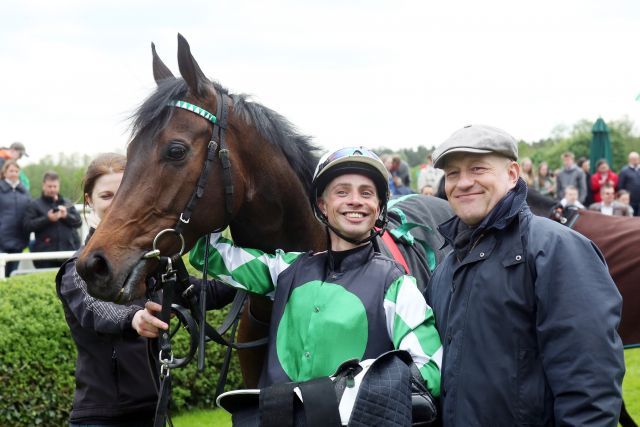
550, 204, 581, 229
142, 91, 266, 426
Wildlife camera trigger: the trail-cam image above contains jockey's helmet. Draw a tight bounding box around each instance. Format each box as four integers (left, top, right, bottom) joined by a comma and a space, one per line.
310, 146, 390, 228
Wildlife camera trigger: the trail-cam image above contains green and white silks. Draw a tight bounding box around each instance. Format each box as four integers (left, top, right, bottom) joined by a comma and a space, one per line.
190, 232, 442, 397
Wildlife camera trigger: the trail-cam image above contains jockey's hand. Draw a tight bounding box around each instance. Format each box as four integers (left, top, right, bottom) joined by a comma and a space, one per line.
132, 301, 169, 338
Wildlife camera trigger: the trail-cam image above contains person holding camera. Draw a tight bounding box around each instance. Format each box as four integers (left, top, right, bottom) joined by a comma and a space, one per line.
23, 170, 82, 268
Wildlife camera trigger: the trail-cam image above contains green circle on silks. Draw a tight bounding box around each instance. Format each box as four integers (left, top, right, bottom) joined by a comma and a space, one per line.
276, 280, 368, 382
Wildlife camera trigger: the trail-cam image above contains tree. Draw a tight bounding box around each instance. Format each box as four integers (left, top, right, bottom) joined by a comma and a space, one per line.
519, 117, 640, 173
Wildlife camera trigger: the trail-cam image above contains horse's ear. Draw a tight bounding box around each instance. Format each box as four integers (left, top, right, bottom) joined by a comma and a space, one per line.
176, 33, 210, 98
151, 42, 175, 84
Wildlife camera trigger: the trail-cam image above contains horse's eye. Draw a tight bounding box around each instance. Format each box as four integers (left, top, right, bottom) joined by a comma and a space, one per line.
166, 143, 188, 161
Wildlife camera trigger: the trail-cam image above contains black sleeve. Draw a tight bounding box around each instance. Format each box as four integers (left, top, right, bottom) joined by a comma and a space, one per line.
23, 200, 50, 232
61, 201, 83, 228
175, 276, 237, 310
58, 259, 143, 336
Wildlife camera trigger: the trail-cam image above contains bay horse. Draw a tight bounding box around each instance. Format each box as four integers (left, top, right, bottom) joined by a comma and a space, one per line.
76, 34, 452, 388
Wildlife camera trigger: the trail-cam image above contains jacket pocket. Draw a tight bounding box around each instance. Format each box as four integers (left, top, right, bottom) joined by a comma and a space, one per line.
516, 348, 550, 425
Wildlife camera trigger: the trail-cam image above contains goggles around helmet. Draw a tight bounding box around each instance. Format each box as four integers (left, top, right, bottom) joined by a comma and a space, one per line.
310, 147, 390, 228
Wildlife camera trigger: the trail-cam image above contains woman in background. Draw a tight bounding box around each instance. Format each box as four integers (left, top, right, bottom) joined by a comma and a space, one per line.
591, 159, 619, 203
520, 157, 535, 187
0, 160, 31, 277
534, 161, 556, 199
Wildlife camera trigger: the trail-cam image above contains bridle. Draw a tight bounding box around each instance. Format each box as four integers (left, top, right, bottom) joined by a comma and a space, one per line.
140, 89, 266, 426
549, 204, 581, 229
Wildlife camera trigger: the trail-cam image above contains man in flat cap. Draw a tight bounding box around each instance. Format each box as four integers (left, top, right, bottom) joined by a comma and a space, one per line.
424, 125, 624, 426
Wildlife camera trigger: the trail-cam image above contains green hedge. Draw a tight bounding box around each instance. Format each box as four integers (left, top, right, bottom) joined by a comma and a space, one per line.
0, 272, 244, 426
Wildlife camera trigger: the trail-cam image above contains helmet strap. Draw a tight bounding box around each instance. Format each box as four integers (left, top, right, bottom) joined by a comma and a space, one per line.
321, 211, 387, 247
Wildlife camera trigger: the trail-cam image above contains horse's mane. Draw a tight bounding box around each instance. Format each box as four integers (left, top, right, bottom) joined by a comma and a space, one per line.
131, 78, 320, 192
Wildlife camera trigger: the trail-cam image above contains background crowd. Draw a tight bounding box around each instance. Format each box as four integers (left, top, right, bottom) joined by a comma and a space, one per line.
381, 148, 640, 218
0, 142, 82, 277
1, 139, 638, 281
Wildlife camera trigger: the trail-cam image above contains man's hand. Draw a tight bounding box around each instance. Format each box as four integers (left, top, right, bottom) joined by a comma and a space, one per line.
47, 209, 62, 222
132, 301, 169, 338
58, 205, 68, 218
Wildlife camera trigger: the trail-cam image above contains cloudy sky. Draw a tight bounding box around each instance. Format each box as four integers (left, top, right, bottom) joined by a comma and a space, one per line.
1, 0, 639, 163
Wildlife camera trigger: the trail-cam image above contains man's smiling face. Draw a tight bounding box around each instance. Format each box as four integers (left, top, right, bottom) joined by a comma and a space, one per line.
443, 153, 519, 226
317, 173, 380, 248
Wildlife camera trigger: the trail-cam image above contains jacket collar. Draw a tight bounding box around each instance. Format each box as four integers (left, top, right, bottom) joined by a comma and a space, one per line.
327, 243, 375, 273
41, 193, 62, 203
0, 179, 26, 193
439, 178, 529, 247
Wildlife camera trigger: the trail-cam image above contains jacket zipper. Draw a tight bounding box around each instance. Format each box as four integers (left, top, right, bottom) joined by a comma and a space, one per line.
112, 347, 120, 398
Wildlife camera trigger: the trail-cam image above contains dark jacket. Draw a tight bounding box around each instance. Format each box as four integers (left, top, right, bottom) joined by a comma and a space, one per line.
556, 165, 587, 203
23, 193, 82, 252
0, 180, 31, 251
618, 164, 640, 207
425, 179, 624, 426
56, 251, 238, 423
56, 255, 157, 423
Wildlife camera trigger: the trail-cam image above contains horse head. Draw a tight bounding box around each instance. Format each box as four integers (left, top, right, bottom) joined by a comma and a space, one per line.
77, 34, 324, 303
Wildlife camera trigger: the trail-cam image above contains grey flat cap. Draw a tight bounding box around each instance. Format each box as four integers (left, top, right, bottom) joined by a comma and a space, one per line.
9, 142, 28, 157
432, 124, 518, 169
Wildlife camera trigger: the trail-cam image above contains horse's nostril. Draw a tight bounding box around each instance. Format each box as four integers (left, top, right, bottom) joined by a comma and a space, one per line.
89, 253, 110, 279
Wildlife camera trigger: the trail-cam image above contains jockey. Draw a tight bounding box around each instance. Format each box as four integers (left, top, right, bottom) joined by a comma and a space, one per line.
188, 146, 442, 396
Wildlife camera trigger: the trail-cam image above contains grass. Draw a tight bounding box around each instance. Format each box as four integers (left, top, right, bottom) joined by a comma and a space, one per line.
173, 408, 231, 426
173, 348, 640, 426
624, 347, 640, 420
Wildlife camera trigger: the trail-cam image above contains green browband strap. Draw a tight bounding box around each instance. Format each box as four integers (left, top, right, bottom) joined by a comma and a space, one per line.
168, 100, 217, 124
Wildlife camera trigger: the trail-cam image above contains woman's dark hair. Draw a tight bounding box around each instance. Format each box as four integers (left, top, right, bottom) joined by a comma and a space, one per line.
596, 158, 609, 170
576, 156, 588, 168
82, 153, 126, 209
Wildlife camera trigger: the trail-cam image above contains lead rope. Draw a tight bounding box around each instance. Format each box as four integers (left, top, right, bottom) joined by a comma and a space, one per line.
153, 257, 177, 427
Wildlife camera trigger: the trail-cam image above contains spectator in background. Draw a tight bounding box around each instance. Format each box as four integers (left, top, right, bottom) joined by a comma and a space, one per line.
590, 159, 618, 203
560, 185, 585, 210
589, 185, 629, 216
0, 160, 31, 277
556, 151, 587, 203
520, 157, 535, 187
392, 175, 415, 196
618, 151, 640, 216
533, 161, 556, 198
421, 185, 436, 196
390, 154, 411, 188
23, 171, 82, 268
417, 155, 443, 195
616, 190, 635, 216
577, 157, 593, 206
380, 154, 397, 195
0, 142, 31, 191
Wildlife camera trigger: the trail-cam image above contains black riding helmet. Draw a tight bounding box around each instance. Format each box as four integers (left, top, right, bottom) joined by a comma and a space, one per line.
310, 147, 391, 244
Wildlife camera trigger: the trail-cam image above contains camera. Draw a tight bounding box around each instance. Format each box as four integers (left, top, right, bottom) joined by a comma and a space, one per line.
52, 206, 60, 213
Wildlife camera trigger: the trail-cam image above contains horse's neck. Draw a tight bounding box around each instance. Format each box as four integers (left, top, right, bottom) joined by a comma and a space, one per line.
231, 189, 325, 253
230, 141, 325, 253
